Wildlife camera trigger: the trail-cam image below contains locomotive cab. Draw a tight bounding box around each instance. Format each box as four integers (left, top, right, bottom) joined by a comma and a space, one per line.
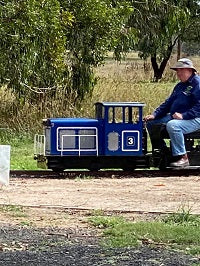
95, 102, 147, 156
34, 102, 150, 171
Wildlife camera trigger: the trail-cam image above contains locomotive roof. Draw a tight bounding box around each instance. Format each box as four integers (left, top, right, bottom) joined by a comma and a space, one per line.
47, 118, 98, 122
95, 102, 145, 107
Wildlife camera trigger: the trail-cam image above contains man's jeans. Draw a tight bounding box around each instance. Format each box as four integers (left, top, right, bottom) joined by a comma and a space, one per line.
146, 114, 200, 156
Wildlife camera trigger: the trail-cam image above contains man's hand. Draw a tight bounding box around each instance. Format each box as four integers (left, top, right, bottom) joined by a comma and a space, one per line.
144, 114, 155, 121
172, 112, 183, 120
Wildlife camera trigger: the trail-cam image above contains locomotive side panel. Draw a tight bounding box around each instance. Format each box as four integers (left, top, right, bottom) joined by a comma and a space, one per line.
46, 118, 103, 156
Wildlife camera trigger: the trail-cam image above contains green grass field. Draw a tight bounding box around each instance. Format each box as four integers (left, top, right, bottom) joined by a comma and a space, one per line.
89, 211, 200, 255
0, 132, 37, 170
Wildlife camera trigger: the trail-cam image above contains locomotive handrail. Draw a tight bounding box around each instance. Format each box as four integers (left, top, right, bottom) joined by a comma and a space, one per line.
34, 134, 46, 156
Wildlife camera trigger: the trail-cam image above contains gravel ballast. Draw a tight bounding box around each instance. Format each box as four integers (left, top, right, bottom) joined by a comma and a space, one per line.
0, 225, 199, 266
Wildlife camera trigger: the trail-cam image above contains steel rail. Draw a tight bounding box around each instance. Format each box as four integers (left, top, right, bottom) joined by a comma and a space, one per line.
0, 202, 189, 216
10, 168, 200, 179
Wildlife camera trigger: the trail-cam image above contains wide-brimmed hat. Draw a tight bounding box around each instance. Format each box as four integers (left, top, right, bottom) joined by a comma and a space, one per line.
170, 58, 197, 72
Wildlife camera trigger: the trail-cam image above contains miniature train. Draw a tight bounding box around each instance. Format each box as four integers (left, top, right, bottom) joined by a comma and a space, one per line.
34, 102, 200, 171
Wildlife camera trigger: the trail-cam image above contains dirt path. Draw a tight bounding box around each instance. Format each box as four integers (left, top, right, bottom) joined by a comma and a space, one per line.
0, 175, 199, 266
0, 175, 199, 214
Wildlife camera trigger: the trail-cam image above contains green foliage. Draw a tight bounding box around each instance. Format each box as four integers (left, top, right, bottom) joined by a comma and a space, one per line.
60, 0, 133, 100
0, 0, 198, 104
135, 2, 189, 59
162, 207, 200, 227
89, 214, 200, 255
0, 0, 133, 103
64, 0, 132, 66
89, 215, 126, 229
181, 0, 200, 55
117, 0, 199, 80
0, 0, 70, 101
183, 41, 200, 56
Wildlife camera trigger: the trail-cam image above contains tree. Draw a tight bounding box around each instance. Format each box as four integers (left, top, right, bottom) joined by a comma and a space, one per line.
0, 0, 132, 102
0, 0, 72, 101
59, 0, 133, 100
130, 0, 192, 81
117, 0, 200, 81
181, 0, 200, 51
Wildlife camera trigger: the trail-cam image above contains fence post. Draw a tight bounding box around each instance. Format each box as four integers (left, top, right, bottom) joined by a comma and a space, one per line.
0, 145, 11, 185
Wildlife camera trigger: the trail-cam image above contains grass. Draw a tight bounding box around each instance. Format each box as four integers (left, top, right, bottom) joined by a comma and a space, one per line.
11, 141, 37, 170
0, 205, 27, 218
81, 54, 200, 118
88, 211, 200, 255
162, 206, 200, 227
81, 66, 176, 118
0, 205, 33, 227
0, 131, 37, 170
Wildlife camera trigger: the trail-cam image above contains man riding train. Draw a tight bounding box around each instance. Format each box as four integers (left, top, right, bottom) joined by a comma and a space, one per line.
144, 58, 200, 168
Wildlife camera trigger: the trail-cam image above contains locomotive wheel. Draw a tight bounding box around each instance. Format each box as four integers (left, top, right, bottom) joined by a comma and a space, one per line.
88, 162, 100, 171
51, 168, 65, 172
122, 167, 136, 171
158, 155, 168, 170
88, 168, 100, 171
158, 147, 171, 170
122, 164, 136, 171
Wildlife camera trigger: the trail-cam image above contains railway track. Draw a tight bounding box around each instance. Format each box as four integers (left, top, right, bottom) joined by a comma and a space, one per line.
10, 168, 200, 179
0, 202, 182, 216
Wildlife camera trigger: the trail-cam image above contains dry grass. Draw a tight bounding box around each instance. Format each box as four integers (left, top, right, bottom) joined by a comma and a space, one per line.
0, 86, 79, 133
0, 53, 199, 133
81, 54, 200, 117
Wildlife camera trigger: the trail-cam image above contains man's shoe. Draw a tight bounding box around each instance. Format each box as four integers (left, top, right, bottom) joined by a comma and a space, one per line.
170, 157, 189, 168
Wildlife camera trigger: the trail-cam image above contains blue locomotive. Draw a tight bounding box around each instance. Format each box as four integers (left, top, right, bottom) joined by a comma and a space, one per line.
34, 101, 200, 171
34, 102, 150, 171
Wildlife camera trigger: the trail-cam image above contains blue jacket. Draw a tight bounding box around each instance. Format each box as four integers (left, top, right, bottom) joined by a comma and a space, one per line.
153, 74, 200, 120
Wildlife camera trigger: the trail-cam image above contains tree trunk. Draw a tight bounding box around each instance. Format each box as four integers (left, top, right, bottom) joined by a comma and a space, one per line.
177, 39, 182, 60
151, 45, 174, 82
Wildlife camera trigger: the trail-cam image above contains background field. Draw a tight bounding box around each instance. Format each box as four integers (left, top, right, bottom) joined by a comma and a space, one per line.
0, 53, 199, 169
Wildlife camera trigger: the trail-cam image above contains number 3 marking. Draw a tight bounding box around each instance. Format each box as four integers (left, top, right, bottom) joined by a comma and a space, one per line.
128, 137, 134, 145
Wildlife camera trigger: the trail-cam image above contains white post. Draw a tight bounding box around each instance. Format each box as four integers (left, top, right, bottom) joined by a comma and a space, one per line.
0, 145, 11, 185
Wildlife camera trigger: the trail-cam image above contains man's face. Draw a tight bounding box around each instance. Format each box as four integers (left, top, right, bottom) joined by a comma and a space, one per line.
176, 68, 193, 82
